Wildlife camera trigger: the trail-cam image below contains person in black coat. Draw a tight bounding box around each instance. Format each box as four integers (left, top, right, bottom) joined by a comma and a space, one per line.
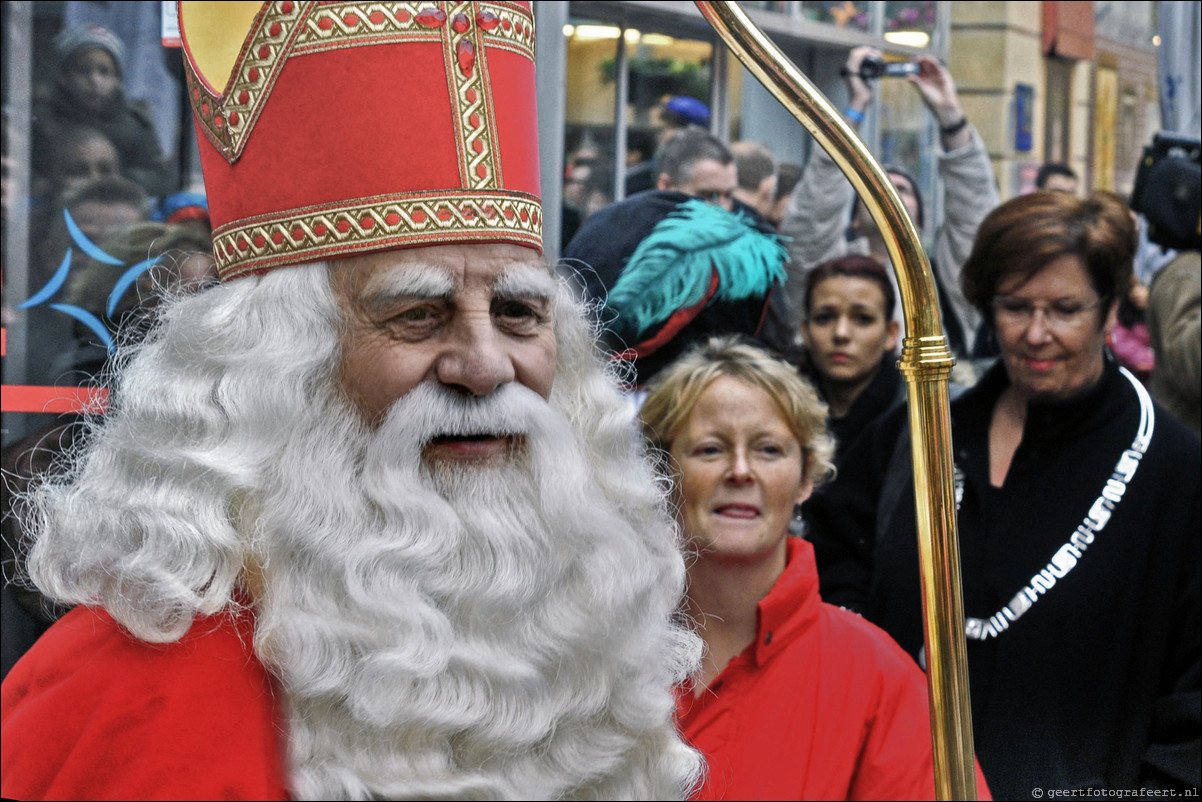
805, 190, 1201, 797
563, 130, 787, 389
31, 24, 171, 201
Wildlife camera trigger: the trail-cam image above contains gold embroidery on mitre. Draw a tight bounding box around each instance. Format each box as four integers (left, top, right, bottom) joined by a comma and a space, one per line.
184, 2, 534, 166
441, 2, 501, 191
290, 1, 532, 61
185, 0, 305, 163
212, 191, 542, 280
475, 2, 535, 61
295, 3, 446, 54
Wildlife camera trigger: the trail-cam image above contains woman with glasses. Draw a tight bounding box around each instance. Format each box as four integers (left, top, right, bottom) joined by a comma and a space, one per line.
805, 190, 1200, 798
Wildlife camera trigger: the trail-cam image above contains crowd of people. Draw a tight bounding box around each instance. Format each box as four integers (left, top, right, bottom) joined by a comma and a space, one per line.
3, 20, 218, 678
2, 4, 1198, 801
6, 20, 215, 394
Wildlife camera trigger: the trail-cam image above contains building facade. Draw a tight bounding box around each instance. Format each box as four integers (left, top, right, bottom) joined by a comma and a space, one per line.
1, 1, 1168, 445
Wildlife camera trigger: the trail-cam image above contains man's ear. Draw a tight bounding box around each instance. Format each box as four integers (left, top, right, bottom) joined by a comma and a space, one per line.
656, 173, 673, 191
756, 176, 777, 214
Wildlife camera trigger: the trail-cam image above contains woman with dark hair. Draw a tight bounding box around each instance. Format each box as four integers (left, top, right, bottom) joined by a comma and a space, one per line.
806, 190, 1201, 797
800, 254, 901, 463
640, 337, 990, 800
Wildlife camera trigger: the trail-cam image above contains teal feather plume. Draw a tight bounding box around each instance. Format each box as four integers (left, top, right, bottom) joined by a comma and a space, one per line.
605, 199, 787, 344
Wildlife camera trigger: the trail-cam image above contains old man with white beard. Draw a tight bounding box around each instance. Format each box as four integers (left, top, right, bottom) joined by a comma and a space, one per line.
0, 3, 702, 800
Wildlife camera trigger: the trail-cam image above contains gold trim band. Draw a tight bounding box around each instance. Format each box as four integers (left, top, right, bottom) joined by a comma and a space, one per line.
213, 190, 542, 280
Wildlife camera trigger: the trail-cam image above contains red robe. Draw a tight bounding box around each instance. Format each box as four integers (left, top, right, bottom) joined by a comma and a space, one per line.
2, 605, 290, 801
677, 538, 991, 801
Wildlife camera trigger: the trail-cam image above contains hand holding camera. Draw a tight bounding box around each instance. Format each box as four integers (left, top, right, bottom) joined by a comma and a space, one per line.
841, 56, 921, 81
838, 46, 970, 149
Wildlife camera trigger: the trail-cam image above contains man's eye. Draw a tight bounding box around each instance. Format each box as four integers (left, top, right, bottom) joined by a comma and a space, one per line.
854, 313, 877, 325
493, 299, 546, 333
384, 305, 445, 337
811, 312, 836, 325
399, 307, 435, 322
495, 300, 536, 319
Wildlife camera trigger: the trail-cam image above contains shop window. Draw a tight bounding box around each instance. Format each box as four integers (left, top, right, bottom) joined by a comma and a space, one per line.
561, 19, 714, 250
3, 2, 200, 446
883, 1, 937, 48
800, 2, 871, 32
743, 1, 794, 14
1115, 86, 1141, 196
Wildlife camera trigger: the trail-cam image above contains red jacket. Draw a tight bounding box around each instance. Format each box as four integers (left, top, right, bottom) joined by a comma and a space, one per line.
678, 538, 990, 801
2, 605, 290, 801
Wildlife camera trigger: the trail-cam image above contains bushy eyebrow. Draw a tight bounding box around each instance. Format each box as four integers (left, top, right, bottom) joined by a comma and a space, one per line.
359, 265, 454, 314
493, 265, 556, 303
356, 260, 555, 315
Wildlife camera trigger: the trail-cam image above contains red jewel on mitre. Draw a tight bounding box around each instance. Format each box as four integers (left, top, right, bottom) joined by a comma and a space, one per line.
179, 0, 542, 281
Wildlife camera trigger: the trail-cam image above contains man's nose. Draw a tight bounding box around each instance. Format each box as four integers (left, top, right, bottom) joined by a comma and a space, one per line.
435, 314, 515, 396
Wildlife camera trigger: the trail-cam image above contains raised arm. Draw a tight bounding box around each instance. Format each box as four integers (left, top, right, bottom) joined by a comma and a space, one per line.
778, 47, 880, 327
910, 55, 999, 352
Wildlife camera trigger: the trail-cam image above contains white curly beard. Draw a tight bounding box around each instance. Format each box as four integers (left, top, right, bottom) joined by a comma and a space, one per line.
23, 263, 701, 800
250, 371, 700, 800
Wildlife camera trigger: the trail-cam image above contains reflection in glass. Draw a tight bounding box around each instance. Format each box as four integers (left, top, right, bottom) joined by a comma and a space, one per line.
561, 20, 713, 248
876, 75, 932, 240
801, 1, 870, 32
883, 1, 937, 48
741, 1, 792, 13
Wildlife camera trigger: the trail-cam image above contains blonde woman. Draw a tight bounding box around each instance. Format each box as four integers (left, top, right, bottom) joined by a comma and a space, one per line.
641, 336, 989, 800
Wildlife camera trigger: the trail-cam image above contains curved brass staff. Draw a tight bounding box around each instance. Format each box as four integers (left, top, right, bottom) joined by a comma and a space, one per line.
693, 3, 976, 799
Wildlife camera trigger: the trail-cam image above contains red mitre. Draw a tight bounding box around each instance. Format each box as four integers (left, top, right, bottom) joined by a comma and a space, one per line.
179, 1, 541, 281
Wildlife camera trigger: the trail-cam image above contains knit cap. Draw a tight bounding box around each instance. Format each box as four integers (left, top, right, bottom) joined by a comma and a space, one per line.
54, 23, 126, 77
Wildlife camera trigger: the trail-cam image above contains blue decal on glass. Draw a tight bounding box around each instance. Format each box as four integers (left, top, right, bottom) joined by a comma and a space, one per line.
64, 207, 124, 265
18, 249, 74, 309
48, 304, 115, 355
108, 257, 160, 318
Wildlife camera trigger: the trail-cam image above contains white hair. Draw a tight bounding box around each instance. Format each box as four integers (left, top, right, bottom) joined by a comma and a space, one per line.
21, 262, 702, 800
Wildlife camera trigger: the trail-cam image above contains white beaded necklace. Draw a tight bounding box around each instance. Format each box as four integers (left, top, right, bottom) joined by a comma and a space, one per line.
963, 367, 1155, 641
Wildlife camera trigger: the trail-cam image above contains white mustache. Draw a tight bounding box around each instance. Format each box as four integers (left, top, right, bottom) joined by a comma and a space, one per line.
360, 383, 549, 474
406, 383, 536, 438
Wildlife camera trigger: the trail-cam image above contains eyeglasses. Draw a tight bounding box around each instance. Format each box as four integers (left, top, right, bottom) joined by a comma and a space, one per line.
990, 296, 1106, 329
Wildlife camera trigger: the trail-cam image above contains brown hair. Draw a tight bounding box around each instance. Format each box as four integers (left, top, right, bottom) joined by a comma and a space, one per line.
731, 141, 775, 192
961, 190, 1136, 321
657, 128, 733, 187
803, 254, 896, 321
639, 336, 835, 489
